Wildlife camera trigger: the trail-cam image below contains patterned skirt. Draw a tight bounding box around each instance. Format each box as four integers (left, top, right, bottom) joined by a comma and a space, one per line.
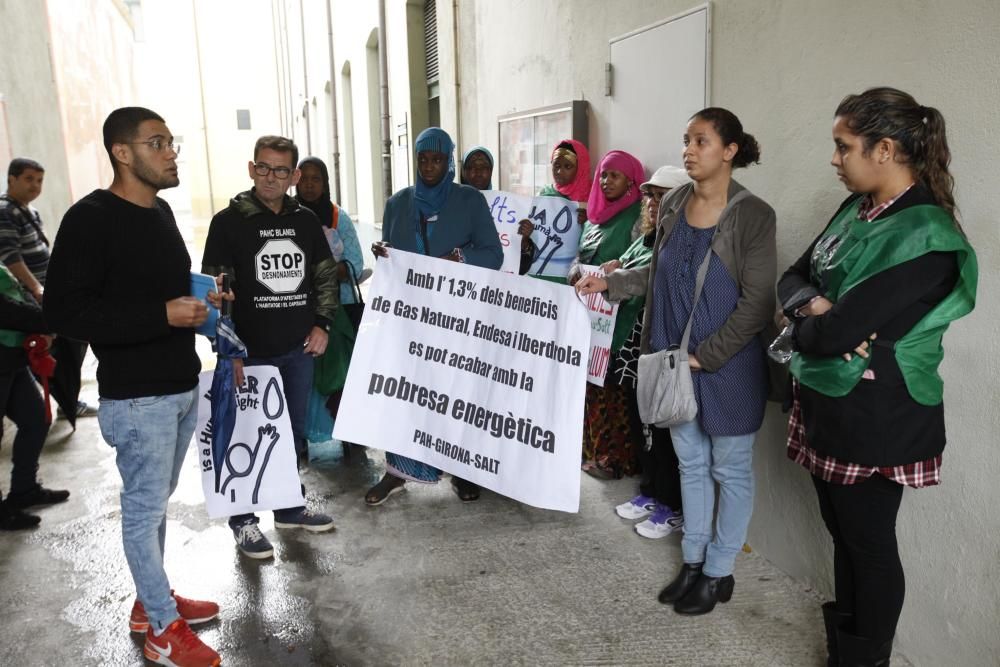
386, 453, 441, 483
582, 382, 641, 478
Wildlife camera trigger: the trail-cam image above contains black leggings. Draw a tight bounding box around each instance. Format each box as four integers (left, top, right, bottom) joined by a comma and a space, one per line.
812, 474, 905, 641
636, 426, 682, 510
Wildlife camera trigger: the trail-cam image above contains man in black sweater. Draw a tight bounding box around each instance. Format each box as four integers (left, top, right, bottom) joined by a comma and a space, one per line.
202, 135, 338, 560
44, 107, 223, 667
0, 265, 68, 530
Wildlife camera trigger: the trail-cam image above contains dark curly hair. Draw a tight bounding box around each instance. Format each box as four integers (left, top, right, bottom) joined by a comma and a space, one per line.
691, 107, 761, 169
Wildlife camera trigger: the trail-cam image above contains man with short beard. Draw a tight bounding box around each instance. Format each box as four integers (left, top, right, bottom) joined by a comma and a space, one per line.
44, 107, 224, 667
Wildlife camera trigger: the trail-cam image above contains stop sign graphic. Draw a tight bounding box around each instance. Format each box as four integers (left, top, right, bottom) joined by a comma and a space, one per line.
255, 239, 306, 294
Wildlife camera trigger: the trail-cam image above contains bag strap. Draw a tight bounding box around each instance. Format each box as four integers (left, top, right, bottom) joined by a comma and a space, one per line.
331, 204, 340, 230
678, 189, 751, 360
677, 231, 716, 360
342, 259, 364, 304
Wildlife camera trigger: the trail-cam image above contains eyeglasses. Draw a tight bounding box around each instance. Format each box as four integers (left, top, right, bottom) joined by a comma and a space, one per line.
253, 163, 292, 179
127, 138, 181, 154
642, 190, 665, 202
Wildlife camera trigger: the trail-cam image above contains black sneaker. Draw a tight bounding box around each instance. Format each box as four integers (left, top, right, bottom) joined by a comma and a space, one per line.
232, 522, 275, 559
5, 485, 70, 509
0, 502, 41, 530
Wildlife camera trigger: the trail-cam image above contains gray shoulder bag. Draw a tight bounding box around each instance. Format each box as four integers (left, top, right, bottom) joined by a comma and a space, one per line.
636, 227, 718, 428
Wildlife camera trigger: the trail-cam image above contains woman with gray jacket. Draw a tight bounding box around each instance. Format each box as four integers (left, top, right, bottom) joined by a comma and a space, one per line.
577, 108, 776, 615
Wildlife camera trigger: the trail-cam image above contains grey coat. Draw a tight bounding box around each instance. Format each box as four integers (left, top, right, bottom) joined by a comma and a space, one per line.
604, 179, 777, 373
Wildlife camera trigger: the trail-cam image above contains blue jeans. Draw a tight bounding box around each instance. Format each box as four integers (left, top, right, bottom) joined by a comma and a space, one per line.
229, 347, 311, 528
97, 388, 198, 631
669, 419, 756, 578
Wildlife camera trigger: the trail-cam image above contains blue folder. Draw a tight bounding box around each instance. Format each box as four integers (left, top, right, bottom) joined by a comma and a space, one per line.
190, 272, 220, 338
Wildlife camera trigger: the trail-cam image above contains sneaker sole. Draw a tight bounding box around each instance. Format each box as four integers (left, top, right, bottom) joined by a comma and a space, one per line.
238, 545, 275, 559
274, 520, 335, 533
144, 643, 221, 667
615, 508, 653, 520
635, 523, 679, 539
130, 613, 219, 633
6, 497, 69, 510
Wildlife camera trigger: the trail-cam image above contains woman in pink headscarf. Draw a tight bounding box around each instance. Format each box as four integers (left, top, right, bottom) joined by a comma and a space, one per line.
568, 149, 646, 478
517, 139, 591, 276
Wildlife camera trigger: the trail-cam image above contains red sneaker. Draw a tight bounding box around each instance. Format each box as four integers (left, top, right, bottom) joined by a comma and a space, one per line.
144, 618, 221, 667
130, 591, 220, 633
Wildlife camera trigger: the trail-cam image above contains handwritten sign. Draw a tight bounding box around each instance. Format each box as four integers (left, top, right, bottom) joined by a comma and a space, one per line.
194, 366, 304, 519
483, 190, 581, 277
578, 264, 619, 386
334, 250, 589, 512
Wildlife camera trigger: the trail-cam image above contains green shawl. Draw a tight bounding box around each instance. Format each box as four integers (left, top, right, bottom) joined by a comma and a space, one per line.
611, 233, 653, 351
0, 266, 27, 348
789, 201, 977, 405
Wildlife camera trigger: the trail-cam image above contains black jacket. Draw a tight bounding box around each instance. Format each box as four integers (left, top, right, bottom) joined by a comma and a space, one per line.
202, 190, 338, 358
777, 185, 959, 466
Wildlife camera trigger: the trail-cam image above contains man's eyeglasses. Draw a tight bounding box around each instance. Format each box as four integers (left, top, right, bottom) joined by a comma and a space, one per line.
128, 138, 181, 154
253, 163, 292, 179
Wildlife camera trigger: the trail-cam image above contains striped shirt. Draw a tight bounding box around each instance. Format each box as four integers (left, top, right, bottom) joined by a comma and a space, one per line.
0, 194, 50, 284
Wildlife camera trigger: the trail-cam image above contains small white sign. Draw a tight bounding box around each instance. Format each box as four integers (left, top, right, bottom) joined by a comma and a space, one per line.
482, 190, 581, 277
194, 366, 304, 519
578, 265, 619, 387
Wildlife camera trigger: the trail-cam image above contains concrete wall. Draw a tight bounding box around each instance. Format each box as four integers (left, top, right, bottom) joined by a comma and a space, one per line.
456, 1, 1000, 664
0, 0, 71, 236
47, 0, 138, 201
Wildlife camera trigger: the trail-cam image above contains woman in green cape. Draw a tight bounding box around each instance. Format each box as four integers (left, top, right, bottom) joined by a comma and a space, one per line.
777, 88, 977, 666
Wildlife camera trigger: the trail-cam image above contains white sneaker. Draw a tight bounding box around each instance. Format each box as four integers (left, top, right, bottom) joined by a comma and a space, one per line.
635, 506, 684, 539
615, 494, 658, 520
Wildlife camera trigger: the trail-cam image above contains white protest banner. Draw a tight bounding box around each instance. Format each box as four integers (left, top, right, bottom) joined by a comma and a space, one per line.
578, 264, 619, 386
483, 190, 580, 277
194, 366, 304, 519
333, 250, 589, 512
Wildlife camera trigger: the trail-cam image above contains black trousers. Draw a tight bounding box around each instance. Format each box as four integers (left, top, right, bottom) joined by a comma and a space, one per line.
636, 426, 682, 510
0, 367, 49, 499
812, 474, 905, 641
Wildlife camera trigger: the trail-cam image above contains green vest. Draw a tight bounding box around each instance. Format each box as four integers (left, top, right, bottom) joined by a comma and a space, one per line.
611, 233, 653, 351
0, 265, 27, 348
789, 201, 977, 406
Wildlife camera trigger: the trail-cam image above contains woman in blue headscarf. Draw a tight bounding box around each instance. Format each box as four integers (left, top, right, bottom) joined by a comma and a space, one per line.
366, 127, 503, 505
460, 146, 494, 191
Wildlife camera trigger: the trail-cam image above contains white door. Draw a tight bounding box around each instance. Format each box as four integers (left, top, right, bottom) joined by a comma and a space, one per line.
609, 4, 711, 174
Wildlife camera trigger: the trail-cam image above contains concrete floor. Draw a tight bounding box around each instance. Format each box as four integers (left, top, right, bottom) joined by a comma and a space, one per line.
0, 387, 912, 666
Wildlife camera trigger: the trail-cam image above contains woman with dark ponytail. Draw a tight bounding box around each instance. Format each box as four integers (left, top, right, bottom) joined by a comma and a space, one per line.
577, 108, 776, 615
777, 87, 977, 665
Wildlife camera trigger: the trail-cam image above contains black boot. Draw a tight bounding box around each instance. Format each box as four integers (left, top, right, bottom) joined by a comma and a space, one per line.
0, 501, 41, 530
673, 573, 735, 615
822, 602, 853, 666
837, 628, 892, 666
658, 562, 702, 604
